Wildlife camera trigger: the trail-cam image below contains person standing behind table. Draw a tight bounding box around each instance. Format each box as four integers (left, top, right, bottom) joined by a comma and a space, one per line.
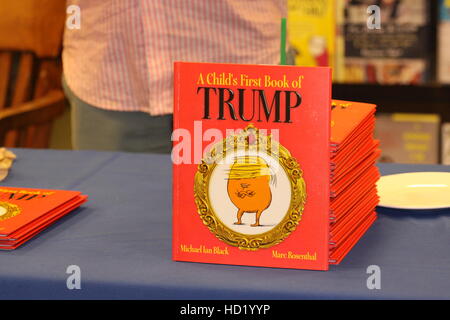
62, 0, 286, 153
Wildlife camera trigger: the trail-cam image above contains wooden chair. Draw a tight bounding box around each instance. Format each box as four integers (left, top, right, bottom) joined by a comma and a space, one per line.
0, 1, 66, 148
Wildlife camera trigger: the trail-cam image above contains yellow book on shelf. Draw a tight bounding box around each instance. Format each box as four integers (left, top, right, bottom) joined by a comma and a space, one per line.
287, 0, 335, 74
439, 0, 450, 84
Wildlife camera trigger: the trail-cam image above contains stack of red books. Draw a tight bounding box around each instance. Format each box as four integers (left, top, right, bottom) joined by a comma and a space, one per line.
0, 187, 87, 250
329, 100, 380, 264
172, 62, 380, 270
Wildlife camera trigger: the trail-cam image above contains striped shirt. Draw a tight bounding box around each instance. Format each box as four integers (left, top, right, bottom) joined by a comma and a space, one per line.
63, 0, 286, 116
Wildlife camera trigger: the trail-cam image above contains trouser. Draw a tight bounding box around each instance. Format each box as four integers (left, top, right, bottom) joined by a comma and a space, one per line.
62, 77, 173, 153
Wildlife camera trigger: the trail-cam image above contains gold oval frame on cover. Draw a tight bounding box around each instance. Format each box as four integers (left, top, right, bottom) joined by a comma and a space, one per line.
193, 124, 307, 250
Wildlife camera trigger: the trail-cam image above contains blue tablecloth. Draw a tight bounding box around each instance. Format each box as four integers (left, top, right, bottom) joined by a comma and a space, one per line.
0, 149, 449, 299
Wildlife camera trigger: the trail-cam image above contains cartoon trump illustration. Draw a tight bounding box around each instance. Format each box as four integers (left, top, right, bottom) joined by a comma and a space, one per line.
227, 155, 275, 227
194, 124, 306, 250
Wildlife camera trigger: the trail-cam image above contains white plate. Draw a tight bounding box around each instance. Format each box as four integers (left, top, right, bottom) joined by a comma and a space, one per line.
377, 172, 450, 210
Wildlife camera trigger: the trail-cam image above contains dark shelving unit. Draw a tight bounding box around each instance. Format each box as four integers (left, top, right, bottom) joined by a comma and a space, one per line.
333, 83, 450, 121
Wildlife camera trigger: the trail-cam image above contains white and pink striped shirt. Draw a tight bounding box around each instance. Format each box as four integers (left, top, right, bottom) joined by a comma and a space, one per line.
63, 0, 286, 116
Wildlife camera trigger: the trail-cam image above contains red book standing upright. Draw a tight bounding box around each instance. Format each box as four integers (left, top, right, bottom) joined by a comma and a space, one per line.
172, 62, 379, 270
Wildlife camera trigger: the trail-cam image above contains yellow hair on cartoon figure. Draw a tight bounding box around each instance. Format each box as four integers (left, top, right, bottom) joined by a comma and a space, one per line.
227, 156, 272, 180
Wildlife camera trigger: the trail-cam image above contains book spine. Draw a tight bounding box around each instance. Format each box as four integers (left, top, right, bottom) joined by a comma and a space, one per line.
442, 123, 450, 165
343, 0, 431, 84
172, 62, 181, 260
438, 0, 450, 84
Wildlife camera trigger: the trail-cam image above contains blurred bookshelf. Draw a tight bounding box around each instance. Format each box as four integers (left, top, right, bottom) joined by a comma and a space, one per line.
333, 83, 450, 121
331, 0, 449, 120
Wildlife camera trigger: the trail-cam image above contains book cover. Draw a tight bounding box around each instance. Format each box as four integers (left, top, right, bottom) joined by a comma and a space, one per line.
4, 195, 88, 241
343, 0, 431, 84
438, 0, 450, 84
0, 195, 86, 248
0, 187, 83, 236
287, 0, 335, 71
375, 113, 440, 164
327, 99, 379, 264
172, 62, 332, 270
